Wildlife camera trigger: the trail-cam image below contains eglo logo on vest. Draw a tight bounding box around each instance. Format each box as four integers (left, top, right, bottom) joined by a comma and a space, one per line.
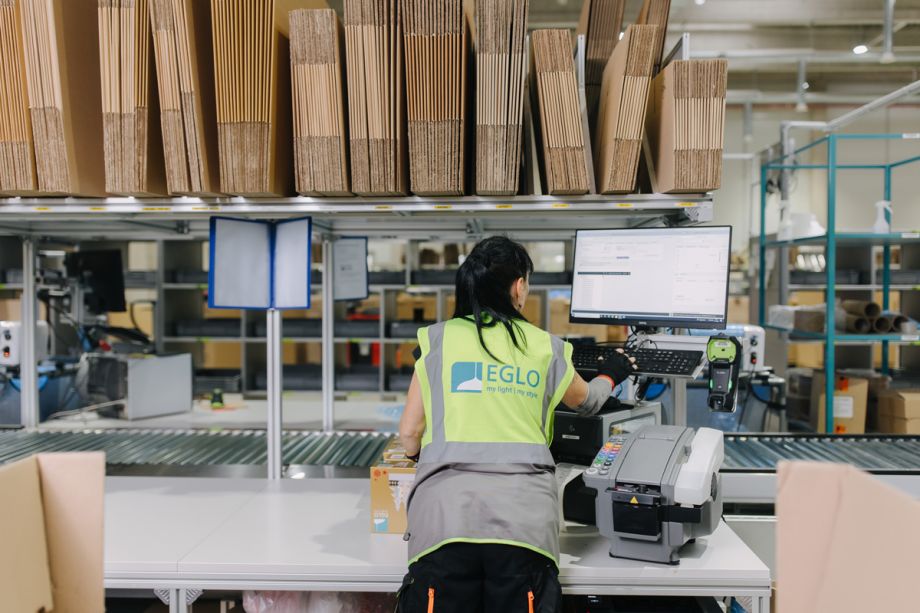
450, 361, 541, 399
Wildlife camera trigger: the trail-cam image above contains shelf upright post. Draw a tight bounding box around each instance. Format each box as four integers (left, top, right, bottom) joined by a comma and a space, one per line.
20, 238, 38, 428
825, 134, 838, 434
266, 307, 283, 479
881, 165, 893, 374
758, 164, 768, 326
321, 238, 335, 432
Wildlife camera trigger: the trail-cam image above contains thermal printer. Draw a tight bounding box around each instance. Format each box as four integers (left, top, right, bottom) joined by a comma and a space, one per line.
581, 425, 724, 564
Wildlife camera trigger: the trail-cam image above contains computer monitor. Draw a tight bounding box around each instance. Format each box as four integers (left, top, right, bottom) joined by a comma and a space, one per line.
569, 226, 732, 329
65, 250, 127, 313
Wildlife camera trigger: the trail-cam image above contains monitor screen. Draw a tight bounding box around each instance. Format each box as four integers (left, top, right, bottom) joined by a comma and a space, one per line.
65, 250, 127, 314
569, 226, 732, 329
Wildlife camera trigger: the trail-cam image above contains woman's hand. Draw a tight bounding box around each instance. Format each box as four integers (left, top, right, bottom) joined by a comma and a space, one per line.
595, 348, 638, 387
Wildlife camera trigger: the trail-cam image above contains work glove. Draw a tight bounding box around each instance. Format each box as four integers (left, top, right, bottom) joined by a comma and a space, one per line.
596, 349, 637, 387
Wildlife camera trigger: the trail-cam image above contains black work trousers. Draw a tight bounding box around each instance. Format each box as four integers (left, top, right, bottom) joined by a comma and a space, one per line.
397, 542, 562, 613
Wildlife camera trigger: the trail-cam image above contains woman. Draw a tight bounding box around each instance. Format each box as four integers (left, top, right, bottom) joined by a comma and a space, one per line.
397, 236, 636, 613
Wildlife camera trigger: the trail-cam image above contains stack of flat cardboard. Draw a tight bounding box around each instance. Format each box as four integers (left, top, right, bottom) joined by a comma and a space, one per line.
0, 0, 36, 194
636, 0, 670, 71
290, 8, 350, 196
210, 0, 317, 196
645, 59, 727, 193
532, 29, 590, 195
98, 0, 167, 196
577, 0, 626, 124
594, 24, 656, 194
474, 0, 528, 196
18, 0, 106, 195
344, 0, 407, 196
149, 0, 222, 195
403, 0, 468, 196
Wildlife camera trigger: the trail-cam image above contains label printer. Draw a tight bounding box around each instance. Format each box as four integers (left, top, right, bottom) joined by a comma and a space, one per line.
581, 425, 724, 564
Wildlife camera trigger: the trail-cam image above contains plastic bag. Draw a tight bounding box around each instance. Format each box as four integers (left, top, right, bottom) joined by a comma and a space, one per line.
243, 591, 310, 613
243, 591, 397, 613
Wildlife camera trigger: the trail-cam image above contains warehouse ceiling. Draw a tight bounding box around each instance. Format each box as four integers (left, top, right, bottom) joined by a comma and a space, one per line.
327, 0, 920, 103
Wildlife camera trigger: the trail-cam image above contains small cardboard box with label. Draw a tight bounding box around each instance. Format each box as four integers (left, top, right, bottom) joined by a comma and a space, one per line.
877, 389, 920, 434
370, 439, 417, 534
810, 371, 868, 434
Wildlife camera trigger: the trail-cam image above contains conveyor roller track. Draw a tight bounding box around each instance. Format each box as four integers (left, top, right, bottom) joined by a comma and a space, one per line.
723, 434, 920, 473
0, 429, 394, 468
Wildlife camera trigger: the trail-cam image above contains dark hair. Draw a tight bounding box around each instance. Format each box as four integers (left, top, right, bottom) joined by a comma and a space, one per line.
453, 236, 534, 360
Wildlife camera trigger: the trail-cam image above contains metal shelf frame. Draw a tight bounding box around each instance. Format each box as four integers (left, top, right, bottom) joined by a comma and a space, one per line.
0, 194, 712, 241
758, 132, 920, 433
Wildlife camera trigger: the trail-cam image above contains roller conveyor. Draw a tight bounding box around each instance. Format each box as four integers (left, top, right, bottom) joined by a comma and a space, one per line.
0, 429, 393, 471
2, 431, 919, 496
720, 434, 920, 504
723, 434, 920, 473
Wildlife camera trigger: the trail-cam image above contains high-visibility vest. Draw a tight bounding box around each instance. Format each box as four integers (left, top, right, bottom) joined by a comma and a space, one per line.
407, 316, 576, 565
415, 317, 575, 465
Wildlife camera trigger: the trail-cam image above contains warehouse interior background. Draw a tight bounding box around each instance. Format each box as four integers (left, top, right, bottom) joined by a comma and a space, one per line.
1, 0, 919, 611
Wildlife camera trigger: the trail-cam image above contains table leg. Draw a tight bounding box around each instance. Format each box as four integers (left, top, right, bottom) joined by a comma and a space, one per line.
750, 593, 770, 613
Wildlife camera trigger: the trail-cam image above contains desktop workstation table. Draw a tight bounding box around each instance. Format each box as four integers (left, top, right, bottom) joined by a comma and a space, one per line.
104, 477, 771, 612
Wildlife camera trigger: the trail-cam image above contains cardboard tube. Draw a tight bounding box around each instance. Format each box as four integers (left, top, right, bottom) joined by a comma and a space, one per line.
841, 300, 881, 318
844, 315, 870, 334
884, 312, 908, 332
871, 316, 893, 333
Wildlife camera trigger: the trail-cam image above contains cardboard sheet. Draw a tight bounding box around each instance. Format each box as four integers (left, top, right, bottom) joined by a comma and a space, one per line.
0, 452, 105, 613
777, 461, 920, 612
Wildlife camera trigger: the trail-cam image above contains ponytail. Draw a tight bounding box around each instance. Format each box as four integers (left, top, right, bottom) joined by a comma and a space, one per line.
453, 236, 534, 361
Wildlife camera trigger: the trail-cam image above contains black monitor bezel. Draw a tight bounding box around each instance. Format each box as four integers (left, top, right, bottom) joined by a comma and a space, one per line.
568, 225, 733, 330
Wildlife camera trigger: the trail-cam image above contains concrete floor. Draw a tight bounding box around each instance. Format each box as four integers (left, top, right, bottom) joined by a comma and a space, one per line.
37, 392, 406, 432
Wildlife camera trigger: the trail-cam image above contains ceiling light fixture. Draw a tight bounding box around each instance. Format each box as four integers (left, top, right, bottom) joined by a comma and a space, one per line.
694, 0, 706, 5
852, 44, 869, 55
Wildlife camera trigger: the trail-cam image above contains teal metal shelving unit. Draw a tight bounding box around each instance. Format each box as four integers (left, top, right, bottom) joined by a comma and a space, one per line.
758, 133, 920, 433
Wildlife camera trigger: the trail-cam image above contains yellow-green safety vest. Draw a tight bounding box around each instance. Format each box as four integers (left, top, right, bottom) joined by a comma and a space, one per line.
415, 317, 575, 465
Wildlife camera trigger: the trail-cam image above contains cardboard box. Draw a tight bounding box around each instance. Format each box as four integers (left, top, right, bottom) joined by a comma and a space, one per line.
108, 302, 154, 338
203, 306, 242, 320
810, 371, 868, 434
839, 369, 890, 431
776, 462, 920, 612
726, 296, 750, 324
877, 389, 920, 434
793, 308, 825, 333
397, 294, 437, 321
445, 294, 543, 326
549, 298, 608, 342
0, 452, 105, 613
788, 343, 824, 369
203, 342, 242, 369
370, 439, 416, 534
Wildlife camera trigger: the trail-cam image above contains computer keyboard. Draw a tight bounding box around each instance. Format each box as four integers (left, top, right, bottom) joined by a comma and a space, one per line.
571, 344, 704, 378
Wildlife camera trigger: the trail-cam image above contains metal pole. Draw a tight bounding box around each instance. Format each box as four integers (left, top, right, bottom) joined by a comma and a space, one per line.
321, 239, 335, 432
673, 378, 687, 427
824, 78, 920, 132
758, 165, 768, 326
825, 135, 838, 434
20, 238, 38, 428
882, 166, 893, 374
266, 308, 283, 479
882, 0, 896, 63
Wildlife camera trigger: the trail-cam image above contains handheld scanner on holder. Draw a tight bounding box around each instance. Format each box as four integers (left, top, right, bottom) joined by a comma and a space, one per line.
707, 335, 742, 412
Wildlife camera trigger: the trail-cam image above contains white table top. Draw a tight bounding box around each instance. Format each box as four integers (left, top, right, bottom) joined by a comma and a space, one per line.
105, 477, 770, 593
105, 477, 267, 580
